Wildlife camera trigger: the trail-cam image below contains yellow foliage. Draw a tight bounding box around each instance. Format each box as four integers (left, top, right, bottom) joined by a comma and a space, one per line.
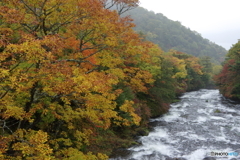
186, 57, 203, 75
12, 130, 53, 159
56, 148, 108, 160
124, 67, 154, 93
0, 0, 158, 158
119, 100, 141, 126
3, 106, 26, 120
171, 58, 187, 79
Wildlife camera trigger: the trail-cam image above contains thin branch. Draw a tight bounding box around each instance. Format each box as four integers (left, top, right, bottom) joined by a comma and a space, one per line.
85, 67, 99, 74
39, 0, 48, 12
64, 59, 99, 67
0, 120, 13, 134
81, 45, 108, 60
24, 63, 35, 73
9, 62, 21, 72
103, 0, 117, 10
0, 89, 9, 99
20, 0, 39, 17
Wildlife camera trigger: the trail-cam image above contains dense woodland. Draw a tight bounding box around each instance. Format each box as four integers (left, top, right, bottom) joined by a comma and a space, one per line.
0, 0, 227, 159
215, 41, 240, 100
124, 7, 227, 64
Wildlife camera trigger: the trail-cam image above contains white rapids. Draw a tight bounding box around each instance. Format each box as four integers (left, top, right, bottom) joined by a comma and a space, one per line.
110, 89, 240, 160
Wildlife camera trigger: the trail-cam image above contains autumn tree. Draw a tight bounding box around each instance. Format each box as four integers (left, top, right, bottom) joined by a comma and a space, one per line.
0, 0, 217, 159
215, 41, 240, 99
0, 0, 158, 159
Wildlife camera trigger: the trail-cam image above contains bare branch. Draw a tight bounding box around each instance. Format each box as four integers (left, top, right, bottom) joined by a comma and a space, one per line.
100, 0, 139, 15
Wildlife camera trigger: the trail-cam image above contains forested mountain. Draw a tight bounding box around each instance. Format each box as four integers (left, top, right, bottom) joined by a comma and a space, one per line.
124, 7, 227, 63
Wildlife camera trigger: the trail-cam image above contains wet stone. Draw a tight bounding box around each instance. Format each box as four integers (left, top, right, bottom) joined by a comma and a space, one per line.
109, 148, 132, 159
165, 157, 187, 160
202, 157, 216, 160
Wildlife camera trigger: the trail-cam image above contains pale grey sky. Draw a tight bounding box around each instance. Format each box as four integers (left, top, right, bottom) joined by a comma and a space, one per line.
139, 0, 240, 50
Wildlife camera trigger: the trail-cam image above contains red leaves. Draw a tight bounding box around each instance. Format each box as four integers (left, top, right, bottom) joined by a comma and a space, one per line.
0, 6, 24, 24
215, 59, 239, 98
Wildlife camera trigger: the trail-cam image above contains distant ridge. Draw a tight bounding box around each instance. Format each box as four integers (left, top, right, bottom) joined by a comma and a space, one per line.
124, 7, 227, 63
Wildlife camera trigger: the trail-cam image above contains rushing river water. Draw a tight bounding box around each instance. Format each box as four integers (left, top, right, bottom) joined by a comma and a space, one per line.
110, 89, 240, 160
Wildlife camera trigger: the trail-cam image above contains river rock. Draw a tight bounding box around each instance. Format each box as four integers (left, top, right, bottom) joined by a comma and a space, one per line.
165, 156, 187, 160
202, 157, 216, 160
109, 148, 132, 159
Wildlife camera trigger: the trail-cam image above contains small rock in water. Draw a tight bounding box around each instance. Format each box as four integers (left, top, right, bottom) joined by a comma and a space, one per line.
202, 157, 216, 160
109, 148, 132, 159
165, 156, 187, 160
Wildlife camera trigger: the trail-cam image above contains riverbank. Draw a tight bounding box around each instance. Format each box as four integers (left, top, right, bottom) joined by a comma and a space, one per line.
109, 89, 240, 160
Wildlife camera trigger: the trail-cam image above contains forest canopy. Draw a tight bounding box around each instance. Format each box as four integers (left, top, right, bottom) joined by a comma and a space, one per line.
0, 0, 218, 159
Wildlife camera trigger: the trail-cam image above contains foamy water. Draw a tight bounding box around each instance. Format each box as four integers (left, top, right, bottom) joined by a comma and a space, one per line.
111, 89, 240, 160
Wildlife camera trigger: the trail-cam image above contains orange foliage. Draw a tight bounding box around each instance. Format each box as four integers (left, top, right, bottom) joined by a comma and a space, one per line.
0, 0, 147, 159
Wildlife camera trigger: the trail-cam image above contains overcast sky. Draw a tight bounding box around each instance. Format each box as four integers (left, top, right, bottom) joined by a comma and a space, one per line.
139, 0, 240, 50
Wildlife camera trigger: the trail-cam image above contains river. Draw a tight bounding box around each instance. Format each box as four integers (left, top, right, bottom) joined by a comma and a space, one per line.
110, 89, 240, 160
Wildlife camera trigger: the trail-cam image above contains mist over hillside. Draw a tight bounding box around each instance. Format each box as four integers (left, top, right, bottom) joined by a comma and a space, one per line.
124, 7, 227, 63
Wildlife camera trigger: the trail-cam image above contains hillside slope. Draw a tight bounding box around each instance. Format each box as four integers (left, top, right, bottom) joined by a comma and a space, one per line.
124, 7, 227, 63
